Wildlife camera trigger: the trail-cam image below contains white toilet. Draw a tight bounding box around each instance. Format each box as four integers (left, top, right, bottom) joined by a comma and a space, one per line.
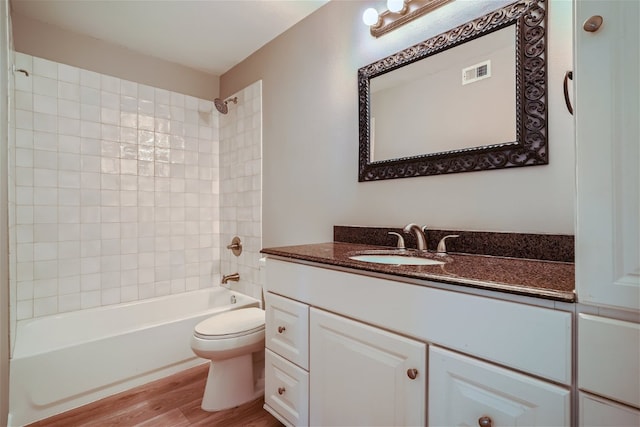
190, 306, 266, 411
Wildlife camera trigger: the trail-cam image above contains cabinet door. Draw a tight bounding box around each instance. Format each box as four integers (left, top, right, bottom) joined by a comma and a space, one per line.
429, 346, 570, 427
579, 392, 640, 427
575, 0, 640, 310
309, 308, 426, 427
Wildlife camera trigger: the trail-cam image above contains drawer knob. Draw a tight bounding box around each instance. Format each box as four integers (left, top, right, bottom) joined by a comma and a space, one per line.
478, 416, 492, 427
277, 387, 286, 395
406, 368, 418, 380
277, 326, 286, 333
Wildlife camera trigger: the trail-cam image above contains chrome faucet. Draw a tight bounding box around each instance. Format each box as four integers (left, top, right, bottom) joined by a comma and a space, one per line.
221, 273, 240, 284
403, 223, 428, 251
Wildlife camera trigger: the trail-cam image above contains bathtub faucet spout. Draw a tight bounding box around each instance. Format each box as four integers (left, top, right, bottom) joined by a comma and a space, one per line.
221, 273, 240, 284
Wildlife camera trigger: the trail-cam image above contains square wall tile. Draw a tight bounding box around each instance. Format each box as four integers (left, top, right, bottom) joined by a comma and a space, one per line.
10, 53, 226, 319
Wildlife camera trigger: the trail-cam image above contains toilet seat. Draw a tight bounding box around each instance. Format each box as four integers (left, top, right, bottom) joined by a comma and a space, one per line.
194, 307, 265, 339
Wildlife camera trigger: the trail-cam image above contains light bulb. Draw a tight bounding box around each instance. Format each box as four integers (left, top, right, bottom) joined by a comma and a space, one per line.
387, 0, 404, 13
362, 7, 379, 26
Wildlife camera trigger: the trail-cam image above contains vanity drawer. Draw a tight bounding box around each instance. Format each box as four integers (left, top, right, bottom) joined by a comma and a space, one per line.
265, 349, 309, 427
265, 292, 309, 369
579, 392, 640, 426
578, 314, 640, 409
429, 346, 571, 426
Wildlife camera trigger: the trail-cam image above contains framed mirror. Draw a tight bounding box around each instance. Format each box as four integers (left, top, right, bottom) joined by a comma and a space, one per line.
358, 0, 547, 181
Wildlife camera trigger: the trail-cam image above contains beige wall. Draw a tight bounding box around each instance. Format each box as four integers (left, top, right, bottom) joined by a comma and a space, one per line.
11, 12, 218, 100
221, 0, 575, 247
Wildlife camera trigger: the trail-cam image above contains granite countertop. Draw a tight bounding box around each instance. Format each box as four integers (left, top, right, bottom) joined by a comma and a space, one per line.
261, 242, 575, 302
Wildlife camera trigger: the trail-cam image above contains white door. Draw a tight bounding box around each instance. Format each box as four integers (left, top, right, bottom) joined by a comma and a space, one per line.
574, 0, 640, 311
309, 308, 426, 426
429, 346, 571, 427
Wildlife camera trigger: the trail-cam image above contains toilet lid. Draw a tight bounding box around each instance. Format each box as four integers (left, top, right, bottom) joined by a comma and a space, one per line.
194, 307, 265, 337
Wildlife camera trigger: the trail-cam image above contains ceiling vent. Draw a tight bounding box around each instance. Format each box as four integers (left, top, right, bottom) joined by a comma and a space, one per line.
462, 60, 491, 85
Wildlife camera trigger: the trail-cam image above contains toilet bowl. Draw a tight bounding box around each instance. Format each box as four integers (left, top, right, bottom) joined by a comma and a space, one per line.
190, 307, 265, 411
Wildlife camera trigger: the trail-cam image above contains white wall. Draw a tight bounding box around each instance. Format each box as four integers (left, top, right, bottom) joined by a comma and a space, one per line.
221, 0, 575, 246
9, 53, 222, 320
1, 0, 12, 421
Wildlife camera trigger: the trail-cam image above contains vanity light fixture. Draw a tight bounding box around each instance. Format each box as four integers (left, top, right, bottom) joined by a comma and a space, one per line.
362, 7, 380, 26
363, 0, 453, 38
387, 0, 405, 13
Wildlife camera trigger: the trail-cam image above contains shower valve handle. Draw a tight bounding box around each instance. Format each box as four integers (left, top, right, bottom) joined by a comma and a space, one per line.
226, 236, 242, 256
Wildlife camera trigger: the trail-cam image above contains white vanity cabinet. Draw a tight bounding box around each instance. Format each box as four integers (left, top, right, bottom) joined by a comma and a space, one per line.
574, 0, 640, 423
309, 308, 426, 426
264, 258, 573, 426
429, 346, 570, 426
264, 291, 426, 426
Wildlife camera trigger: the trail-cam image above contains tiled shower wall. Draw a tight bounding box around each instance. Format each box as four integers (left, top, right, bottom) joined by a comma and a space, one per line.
219, 81, 263, 302
9, 53, 222, 320
6, 9, 17, 353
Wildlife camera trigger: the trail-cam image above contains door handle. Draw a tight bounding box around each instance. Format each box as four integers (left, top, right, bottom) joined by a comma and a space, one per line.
583, 15, 603, 33
563, 70, 573, 115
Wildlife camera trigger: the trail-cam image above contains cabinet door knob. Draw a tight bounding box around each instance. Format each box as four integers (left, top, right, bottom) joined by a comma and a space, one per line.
478, 416, 493, 427
583, 15, 603, 32
406, 368, 418, 379
277, 386, 286, 395
277, 326, 286, 333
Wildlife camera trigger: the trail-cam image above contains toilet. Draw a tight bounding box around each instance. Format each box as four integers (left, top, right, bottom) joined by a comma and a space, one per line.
190, 307, 266, 411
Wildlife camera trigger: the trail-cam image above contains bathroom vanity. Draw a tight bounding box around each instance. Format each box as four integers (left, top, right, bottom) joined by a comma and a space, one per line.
261, 244, 574, 426
260, 0, 640, 424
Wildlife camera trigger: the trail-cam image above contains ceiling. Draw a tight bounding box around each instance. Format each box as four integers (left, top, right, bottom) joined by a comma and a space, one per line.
10, 0, 330, 76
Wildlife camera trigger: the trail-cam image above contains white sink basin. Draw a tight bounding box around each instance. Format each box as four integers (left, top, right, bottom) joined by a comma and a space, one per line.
349, 254, 444, 266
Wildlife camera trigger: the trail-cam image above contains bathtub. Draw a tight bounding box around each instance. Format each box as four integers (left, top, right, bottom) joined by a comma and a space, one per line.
8, 287, 260, 426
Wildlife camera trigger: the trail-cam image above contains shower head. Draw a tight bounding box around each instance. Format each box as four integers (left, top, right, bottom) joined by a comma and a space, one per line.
214, 96, 238, 114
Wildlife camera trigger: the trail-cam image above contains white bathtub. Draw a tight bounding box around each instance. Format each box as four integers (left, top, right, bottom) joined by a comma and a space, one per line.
8, 287, 260, 426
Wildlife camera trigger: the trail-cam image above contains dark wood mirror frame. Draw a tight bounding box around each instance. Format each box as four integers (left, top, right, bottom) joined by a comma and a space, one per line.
358, 0, 547, 182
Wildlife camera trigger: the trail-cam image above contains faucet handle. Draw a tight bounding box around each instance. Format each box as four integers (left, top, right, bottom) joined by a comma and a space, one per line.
421, 225, 429, 247
226, 236, 243, 256
436, 235, 460, 255
388, 232, 406, 249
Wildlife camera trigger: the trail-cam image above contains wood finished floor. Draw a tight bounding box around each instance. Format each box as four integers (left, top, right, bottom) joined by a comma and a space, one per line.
27, 364, 284, 427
